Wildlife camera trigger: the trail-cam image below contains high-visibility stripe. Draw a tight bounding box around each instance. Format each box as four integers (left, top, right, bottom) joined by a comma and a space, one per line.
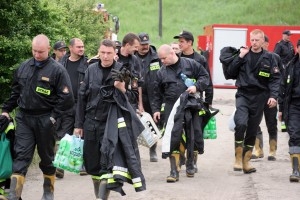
113, 170, 131, 179
36, 86, 51, 95
5, 122, 14, 133
117, 117, 126, 128
199, 109, 206, 116
258, 71, 270, 77
133, 181, 142, 188
91, 175, 101, 180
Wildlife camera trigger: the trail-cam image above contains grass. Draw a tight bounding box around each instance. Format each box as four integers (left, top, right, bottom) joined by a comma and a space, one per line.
99, 0, 299, 48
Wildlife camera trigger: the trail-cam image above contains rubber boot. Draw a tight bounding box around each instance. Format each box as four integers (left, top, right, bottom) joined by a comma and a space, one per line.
79, 164, 88, 176
233, 141, 243, 171
242, 146, 256, 174
193, 151, 198, 173
149, 143, 158, 162
41, 174, 55, 200
7, 174, 25, 200
92, 177, 100, 199
166, 154, 180, 182
251, 135, 264, 159
54, 142, 64, 179
179, 143, 186, 169
186, 151, 195, 178
289, 154, 300, 182
268, 139, 277, 161
98, 180, 110, 200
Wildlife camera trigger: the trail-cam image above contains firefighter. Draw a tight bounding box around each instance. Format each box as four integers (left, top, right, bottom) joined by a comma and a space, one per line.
273, 30, 295, 67
152, 44, 209, 182
74, 39, 145, 199
278, 40, 300, 182
1, 34, 74, 200
227, 29, 281, 174
135, 32, 161, 162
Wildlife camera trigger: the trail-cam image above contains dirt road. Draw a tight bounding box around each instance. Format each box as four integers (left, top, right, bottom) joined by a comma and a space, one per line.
21, 88, 300, 200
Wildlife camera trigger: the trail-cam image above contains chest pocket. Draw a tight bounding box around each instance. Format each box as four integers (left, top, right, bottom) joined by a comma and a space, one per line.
36, 74, 54, 96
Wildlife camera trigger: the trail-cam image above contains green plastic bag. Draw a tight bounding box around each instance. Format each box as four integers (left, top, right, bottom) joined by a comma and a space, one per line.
203, 116, 217, 139
0, 133, 13, 179
53, 134, 84, 174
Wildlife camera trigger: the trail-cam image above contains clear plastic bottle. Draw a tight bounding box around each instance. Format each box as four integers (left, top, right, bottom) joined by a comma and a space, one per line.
281, 121, 287, 132
180, 73, 194, 87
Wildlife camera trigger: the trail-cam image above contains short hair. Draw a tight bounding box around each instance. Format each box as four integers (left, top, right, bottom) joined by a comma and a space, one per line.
250, 29, 264, 38
69, 38, 83, 46
122, 32, 140, 47
100, 39, 116, 49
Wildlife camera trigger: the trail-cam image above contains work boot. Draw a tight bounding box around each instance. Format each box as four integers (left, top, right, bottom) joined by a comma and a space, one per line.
55, 168, 64, 179
166, 154, 180, 182
179, 143, 186, 169
7, 174, 25, 200
186, 151, 195, 177
233, 141, 243, 171
289, 154, 300, 182
251, 136, 264, 159
0, 195, 8, 200
97, 180, 110, 200
79, 165, 88, 176
92, 177, 101, 199
41, 174, 55, 200
268, 139, 277, 161
242, 146, 256, 174
193, 151, 198, 173
149, 143, 158, 162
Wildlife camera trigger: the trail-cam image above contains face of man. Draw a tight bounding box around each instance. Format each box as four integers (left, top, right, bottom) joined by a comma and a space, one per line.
54, 48, 67, 60
283, 34, 291, 42
158, 49, 174, 66
178, 38, 192, 52
32, 41, 50, 61
99, 45, 116, 67
138, 43, 150, 55
250, 33, 264, 52
126, 39, 140, 55
171, 43, 180, 54
70, 39, 84, 57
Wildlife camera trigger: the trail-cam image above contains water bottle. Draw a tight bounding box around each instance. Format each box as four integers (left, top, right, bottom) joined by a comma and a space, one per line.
180, 73, 194, 87
203, 116, 217, 139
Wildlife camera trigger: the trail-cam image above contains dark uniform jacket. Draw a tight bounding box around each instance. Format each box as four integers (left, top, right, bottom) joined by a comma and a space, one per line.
179, 51, 214, 104
227, 48, 281, 99
135, 45, 161, 113
278, 53, 300, 124
1, 57, 74, 120
274, 40, 295, 66
151, 56, 209, 120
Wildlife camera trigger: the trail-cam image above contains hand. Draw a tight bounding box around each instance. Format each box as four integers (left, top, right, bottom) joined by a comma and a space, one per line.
74, 128, 83, 138
277, 112, 282, 122
1, 112, 10, 120
114, 80, 126, 93
186, 85, 197, 94
153, 112, 160, 123
267, 98, 277, 108
111, 69, 124, 82
239, 46, 249, 58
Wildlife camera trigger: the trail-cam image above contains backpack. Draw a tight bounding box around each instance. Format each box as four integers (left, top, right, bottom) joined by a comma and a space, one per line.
219, 46, 240, 80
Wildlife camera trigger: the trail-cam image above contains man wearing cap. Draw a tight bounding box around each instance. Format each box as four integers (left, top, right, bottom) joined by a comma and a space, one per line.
173, 30, 214, 172
51, 41, 67, 62
278, 39, 300, 182
135, 32, 161, 162
274, 30, 295, 67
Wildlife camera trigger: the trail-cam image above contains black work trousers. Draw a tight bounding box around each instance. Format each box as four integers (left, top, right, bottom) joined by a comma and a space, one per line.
257, 104, 278, 141
287, 103, 300, 154
234, 89, 269, 147
14, 111, 56, 176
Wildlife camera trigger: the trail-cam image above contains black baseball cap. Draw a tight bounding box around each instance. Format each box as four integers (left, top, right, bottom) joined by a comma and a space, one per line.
173, 30, 194, 42
114, 40, 121, 47
138, 33, 150, 44
53, 41, 67, 50
282, 30, 292, 36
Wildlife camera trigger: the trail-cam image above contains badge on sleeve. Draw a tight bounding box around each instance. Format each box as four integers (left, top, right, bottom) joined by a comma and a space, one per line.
273, 66, 280, 73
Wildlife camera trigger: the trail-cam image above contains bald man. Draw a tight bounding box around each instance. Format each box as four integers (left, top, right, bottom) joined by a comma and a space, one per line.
152, 44, 209, 182
1, 34, 74, 200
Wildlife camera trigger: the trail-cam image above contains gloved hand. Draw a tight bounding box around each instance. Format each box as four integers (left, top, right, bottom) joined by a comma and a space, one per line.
111, 68, 124, 82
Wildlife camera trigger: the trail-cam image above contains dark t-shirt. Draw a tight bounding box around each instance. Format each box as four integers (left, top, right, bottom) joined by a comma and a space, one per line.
66, 59, 80, 100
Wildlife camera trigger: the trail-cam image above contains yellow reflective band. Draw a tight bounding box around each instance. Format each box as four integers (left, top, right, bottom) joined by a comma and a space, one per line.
107, 177, 116, 184
91, 175, 101, 180
191, 78, 196, 83
36, 86, 51, 95
199, 109, 206, 116
235, 141, 243, 144
133, 182, 142, 188
150, 65, 160, 71
258, 71, 270, 77
5, 122, 14, 133
113, 170, 131, 179
118, 122, 126, 128
246, 145, 254, 148
172, 151, 180, 154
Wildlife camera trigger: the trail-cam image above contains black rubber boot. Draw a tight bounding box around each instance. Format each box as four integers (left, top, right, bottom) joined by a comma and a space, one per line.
290, 155, 300, 182
92, 177, 100, 199
186, 151, 195, 177
166, 154, 179, 182
6, 174, 25, 200
193, 151, 198, 173
98, 180, 110, 200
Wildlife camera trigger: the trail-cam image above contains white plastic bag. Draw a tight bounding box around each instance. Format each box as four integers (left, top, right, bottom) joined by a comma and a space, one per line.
228, 109, 236, 132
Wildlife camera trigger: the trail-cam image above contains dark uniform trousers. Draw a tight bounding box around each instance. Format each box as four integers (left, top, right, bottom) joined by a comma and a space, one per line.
257, 104, 278, 141
234, 89, 269, 146
14, 111, 56, 176
288, 103, 300, 151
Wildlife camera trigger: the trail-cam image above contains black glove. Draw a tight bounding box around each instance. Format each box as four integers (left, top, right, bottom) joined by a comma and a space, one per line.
111, 68, 124, 82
